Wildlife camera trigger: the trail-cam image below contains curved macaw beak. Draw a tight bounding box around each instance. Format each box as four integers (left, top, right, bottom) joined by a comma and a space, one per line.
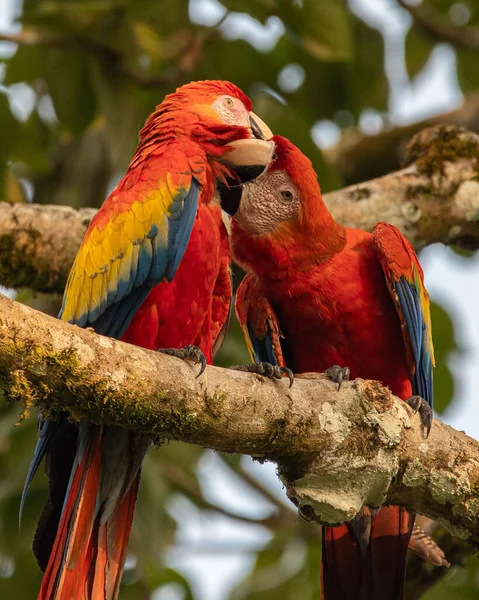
221, 138, 275, 171
249, 112, 273, 140
217, 112, 274, 216
219, 139, 276, 216
218, 182, 244, 218
219, 109, 273, 170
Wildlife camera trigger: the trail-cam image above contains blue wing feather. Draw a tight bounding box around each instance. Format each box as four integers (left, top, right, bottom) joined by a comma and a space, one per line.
19, 419, 63, 527
395, 279, 433, 405
236, 274, 287, 368
372, 224, 434, 409
21, 176, 201, 524
58, 177, 200, 338
247, 325, 279, 366
166, 179, 200, 281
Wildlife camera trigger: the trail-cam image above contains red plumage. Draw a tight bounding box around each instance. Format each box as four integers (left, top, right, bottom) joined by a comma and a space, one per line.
27, 80, 271, 600
122, 201, 230, 359
232, 136, 434, 600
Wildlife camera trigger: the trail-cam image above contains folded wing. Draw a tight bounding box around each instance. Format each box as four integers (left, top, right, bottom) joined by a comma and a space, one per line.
60, 148, 202, 339
372, 222, 434, 406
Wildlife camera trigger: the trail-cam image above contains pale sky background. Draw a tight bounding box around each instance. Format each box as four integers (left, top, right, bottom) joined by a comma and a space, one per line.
1, 1, 479, 599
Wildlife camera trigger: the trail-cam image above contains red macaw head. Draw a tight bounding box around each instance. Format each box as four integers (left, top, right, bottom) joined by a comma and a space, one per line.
142, 79, 272, 149
224, 135, 344, 276
139, 80, 275, 189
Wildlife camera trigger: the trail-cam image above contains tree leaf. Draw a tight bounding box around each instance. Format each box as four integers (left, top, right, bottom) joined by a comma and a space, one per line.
280, 0, 353, 62
220, 0, 277, 25
4, 45, 46, 85
457, 49, 479, 95
11, 110, 52, 174
44, 48, 96, 134
126, 0, 191, 33
4, 171, 27, 204
89, 60, 150, 168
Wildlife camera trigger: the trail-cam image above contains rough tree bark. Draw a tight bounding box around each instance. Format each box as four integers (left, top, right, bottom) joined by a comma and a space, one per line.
1, 125, 479, 294
0, 204, 96, 293
0, 292, 478, 545
326, 94, 479, 184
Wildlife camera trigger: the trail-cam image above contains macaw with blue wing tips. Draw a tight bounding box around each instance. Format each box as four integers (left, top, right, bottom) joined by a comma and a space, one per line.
22, 80, 273, 600
226, 135, 437, 600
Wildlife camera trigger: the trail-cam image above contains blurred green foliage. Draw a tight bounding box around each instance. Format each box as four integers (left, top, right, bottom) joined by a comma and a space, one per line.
405, 0, 479, 93
0, 0, 478, 598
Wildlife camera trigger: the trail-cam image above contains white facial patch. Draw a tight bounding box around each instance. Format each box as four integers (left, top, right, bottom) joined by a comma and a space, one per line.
234, 170, 300, 236
211, 95, 250, 129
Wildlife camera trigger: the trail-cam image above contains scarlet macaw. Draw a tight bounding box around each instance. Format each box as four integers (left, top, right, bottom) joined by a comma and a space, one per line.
226, 135, 435, 599
22, 80, 273, 600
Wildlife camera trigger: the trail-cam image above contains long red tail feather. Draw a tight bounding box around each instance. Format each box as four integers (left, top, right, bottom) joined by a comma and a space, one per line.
321, 506, 414, 600
37, 427, 141, 600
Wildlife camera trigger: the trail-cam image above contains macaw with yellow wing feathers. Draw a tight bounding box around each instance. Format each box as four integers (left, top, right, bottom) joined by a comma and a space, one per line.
21, 80, 273, 600
224, 135, 438, 599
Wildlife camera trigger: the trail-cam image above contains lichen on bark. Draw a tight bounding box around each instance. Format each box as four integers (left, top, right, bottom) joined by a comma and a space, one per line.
2, 292, 478, 543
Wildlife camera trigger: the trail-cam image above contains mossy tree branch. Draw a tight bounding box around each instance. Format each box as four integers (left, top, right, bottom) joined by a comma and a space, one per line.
326, 93, 479, 184
0, 204, 97, 293
1, 125, 478, 295
1, 292, 479, 544
325, 125, 479, 250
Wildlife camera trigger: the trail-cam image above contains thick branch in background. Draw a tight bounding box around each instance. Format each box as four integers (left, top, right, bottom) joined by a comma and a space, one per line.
1, 125, 478, 295
0, 293, 479, 544
0, 204, 96, 293
326, 93, 479, 184
326, 125, 479, 250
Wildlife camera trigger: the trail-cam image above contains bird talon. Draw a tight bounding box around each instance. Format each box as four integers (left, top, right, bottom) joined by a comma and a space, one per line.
325, 365, 350, 390
281, 367, 294, 389
158, 345, 207, 377
406, 395, 421, 412
230, 362, 294, 386
406, 395, 433, 437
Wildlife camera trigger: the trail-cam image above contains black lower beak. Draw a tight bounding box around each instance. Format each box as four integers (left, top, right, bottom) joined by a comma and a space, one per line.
218, 163, 266, 216
249, 115, 266, 140
218, 182, 243, 216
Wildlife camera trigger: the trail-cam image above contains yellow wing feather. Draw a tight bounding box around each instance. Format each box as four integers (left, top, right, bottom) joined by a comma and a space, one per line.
60, 170, 197, 329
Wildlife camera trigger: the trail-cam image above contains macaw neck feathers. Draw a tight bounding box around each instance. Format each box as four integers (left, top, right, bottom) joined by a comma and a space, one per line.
232, 216, 347, 282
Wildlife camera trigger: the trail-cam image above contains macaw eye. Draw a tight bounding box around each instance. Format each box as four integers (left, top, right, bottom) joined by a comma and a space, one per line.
280, 189, 294, 202
223, 97, 234, 108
